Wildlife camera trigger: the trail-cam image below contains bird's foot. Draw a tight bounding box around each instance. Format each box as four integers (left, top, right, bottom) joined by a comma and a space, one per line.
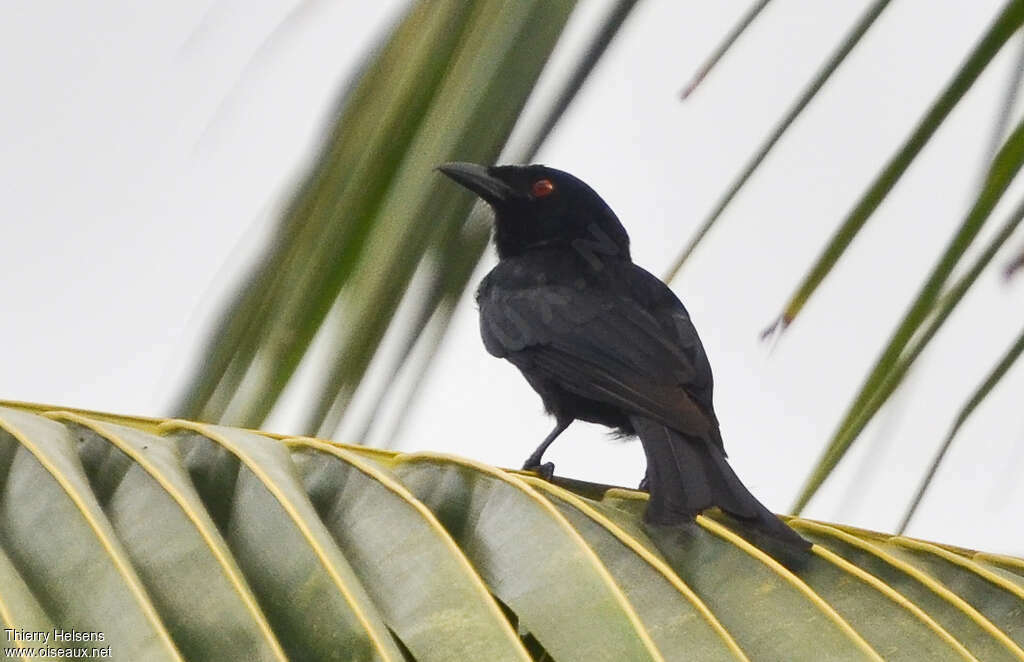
522, 460, 555, 481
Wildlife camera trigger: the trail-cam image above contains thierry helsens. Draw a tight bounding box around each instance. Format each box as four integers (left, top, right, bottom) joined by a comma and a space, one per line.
4, 629, 105, 643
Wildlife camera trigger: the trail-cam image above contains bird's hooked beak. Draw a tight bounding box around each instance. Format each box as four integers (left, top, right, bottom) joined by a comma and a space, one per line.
437, 162, 519, 205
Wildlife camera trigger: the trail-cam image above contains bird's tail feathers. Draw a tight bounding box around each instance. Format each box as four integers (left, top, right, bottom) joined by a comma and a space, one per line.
631, 416, 810, 553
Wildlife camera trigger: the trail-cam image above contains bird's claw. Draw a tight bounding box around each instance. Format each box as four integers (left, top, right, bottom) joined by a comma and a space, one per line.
522, 461, 555, 481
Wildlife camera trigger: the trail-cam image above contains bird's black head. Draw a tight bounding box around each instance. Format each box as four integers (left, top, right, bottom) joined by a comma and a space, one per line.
438, 162, 631, 262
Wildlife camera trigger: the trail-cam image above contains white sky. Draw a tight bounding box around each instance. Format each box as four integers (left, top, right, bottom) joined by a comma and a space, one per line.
2, 0, 1023, 555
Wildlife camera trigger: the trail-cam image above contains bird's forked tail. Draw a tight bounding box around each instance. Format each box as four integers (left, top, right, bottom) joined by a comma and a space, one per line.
630, 416, 810, 554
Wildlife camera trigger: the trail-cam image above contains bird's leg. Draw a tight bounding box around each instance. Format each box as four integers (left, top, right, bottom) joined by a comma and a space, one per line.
522, 417, 572, 480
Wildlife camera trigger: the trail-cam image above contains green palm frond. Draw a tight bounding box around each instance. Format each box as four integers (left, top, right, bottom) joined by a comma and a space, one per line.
665, 0, 894, 281
1, 401, 1022, 660
171, 0, 1024, 543
672, 0, 1024, 514
793, 115, 1024, 513
900, 323, 1024, 533
765, 0, 1024, 336
174, 0, 580, 434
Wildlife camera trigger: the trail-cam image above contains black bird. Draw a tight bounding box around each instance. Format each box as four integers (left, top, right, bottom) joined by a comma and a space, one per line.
439, 161, 809, 551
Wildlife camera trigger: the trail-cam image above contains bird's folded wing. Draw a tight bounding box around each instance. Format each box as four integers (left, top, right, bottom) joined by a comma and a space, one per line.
479, 283, 719, 445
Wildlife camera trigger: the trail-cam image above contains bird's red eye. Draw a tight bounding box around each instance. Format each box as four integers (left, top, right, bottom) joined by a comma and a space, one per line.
531, 179, 555, 198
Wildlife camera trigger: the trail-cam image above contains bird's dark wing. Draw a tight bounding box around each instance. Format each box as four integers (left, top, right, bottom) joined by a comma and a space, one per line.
478, 263, 722, 450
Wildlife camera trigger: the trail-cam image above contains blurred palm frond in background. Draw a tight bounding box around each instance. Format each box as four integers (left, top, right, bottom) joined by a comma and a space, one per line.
176, 0, 1024, 533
